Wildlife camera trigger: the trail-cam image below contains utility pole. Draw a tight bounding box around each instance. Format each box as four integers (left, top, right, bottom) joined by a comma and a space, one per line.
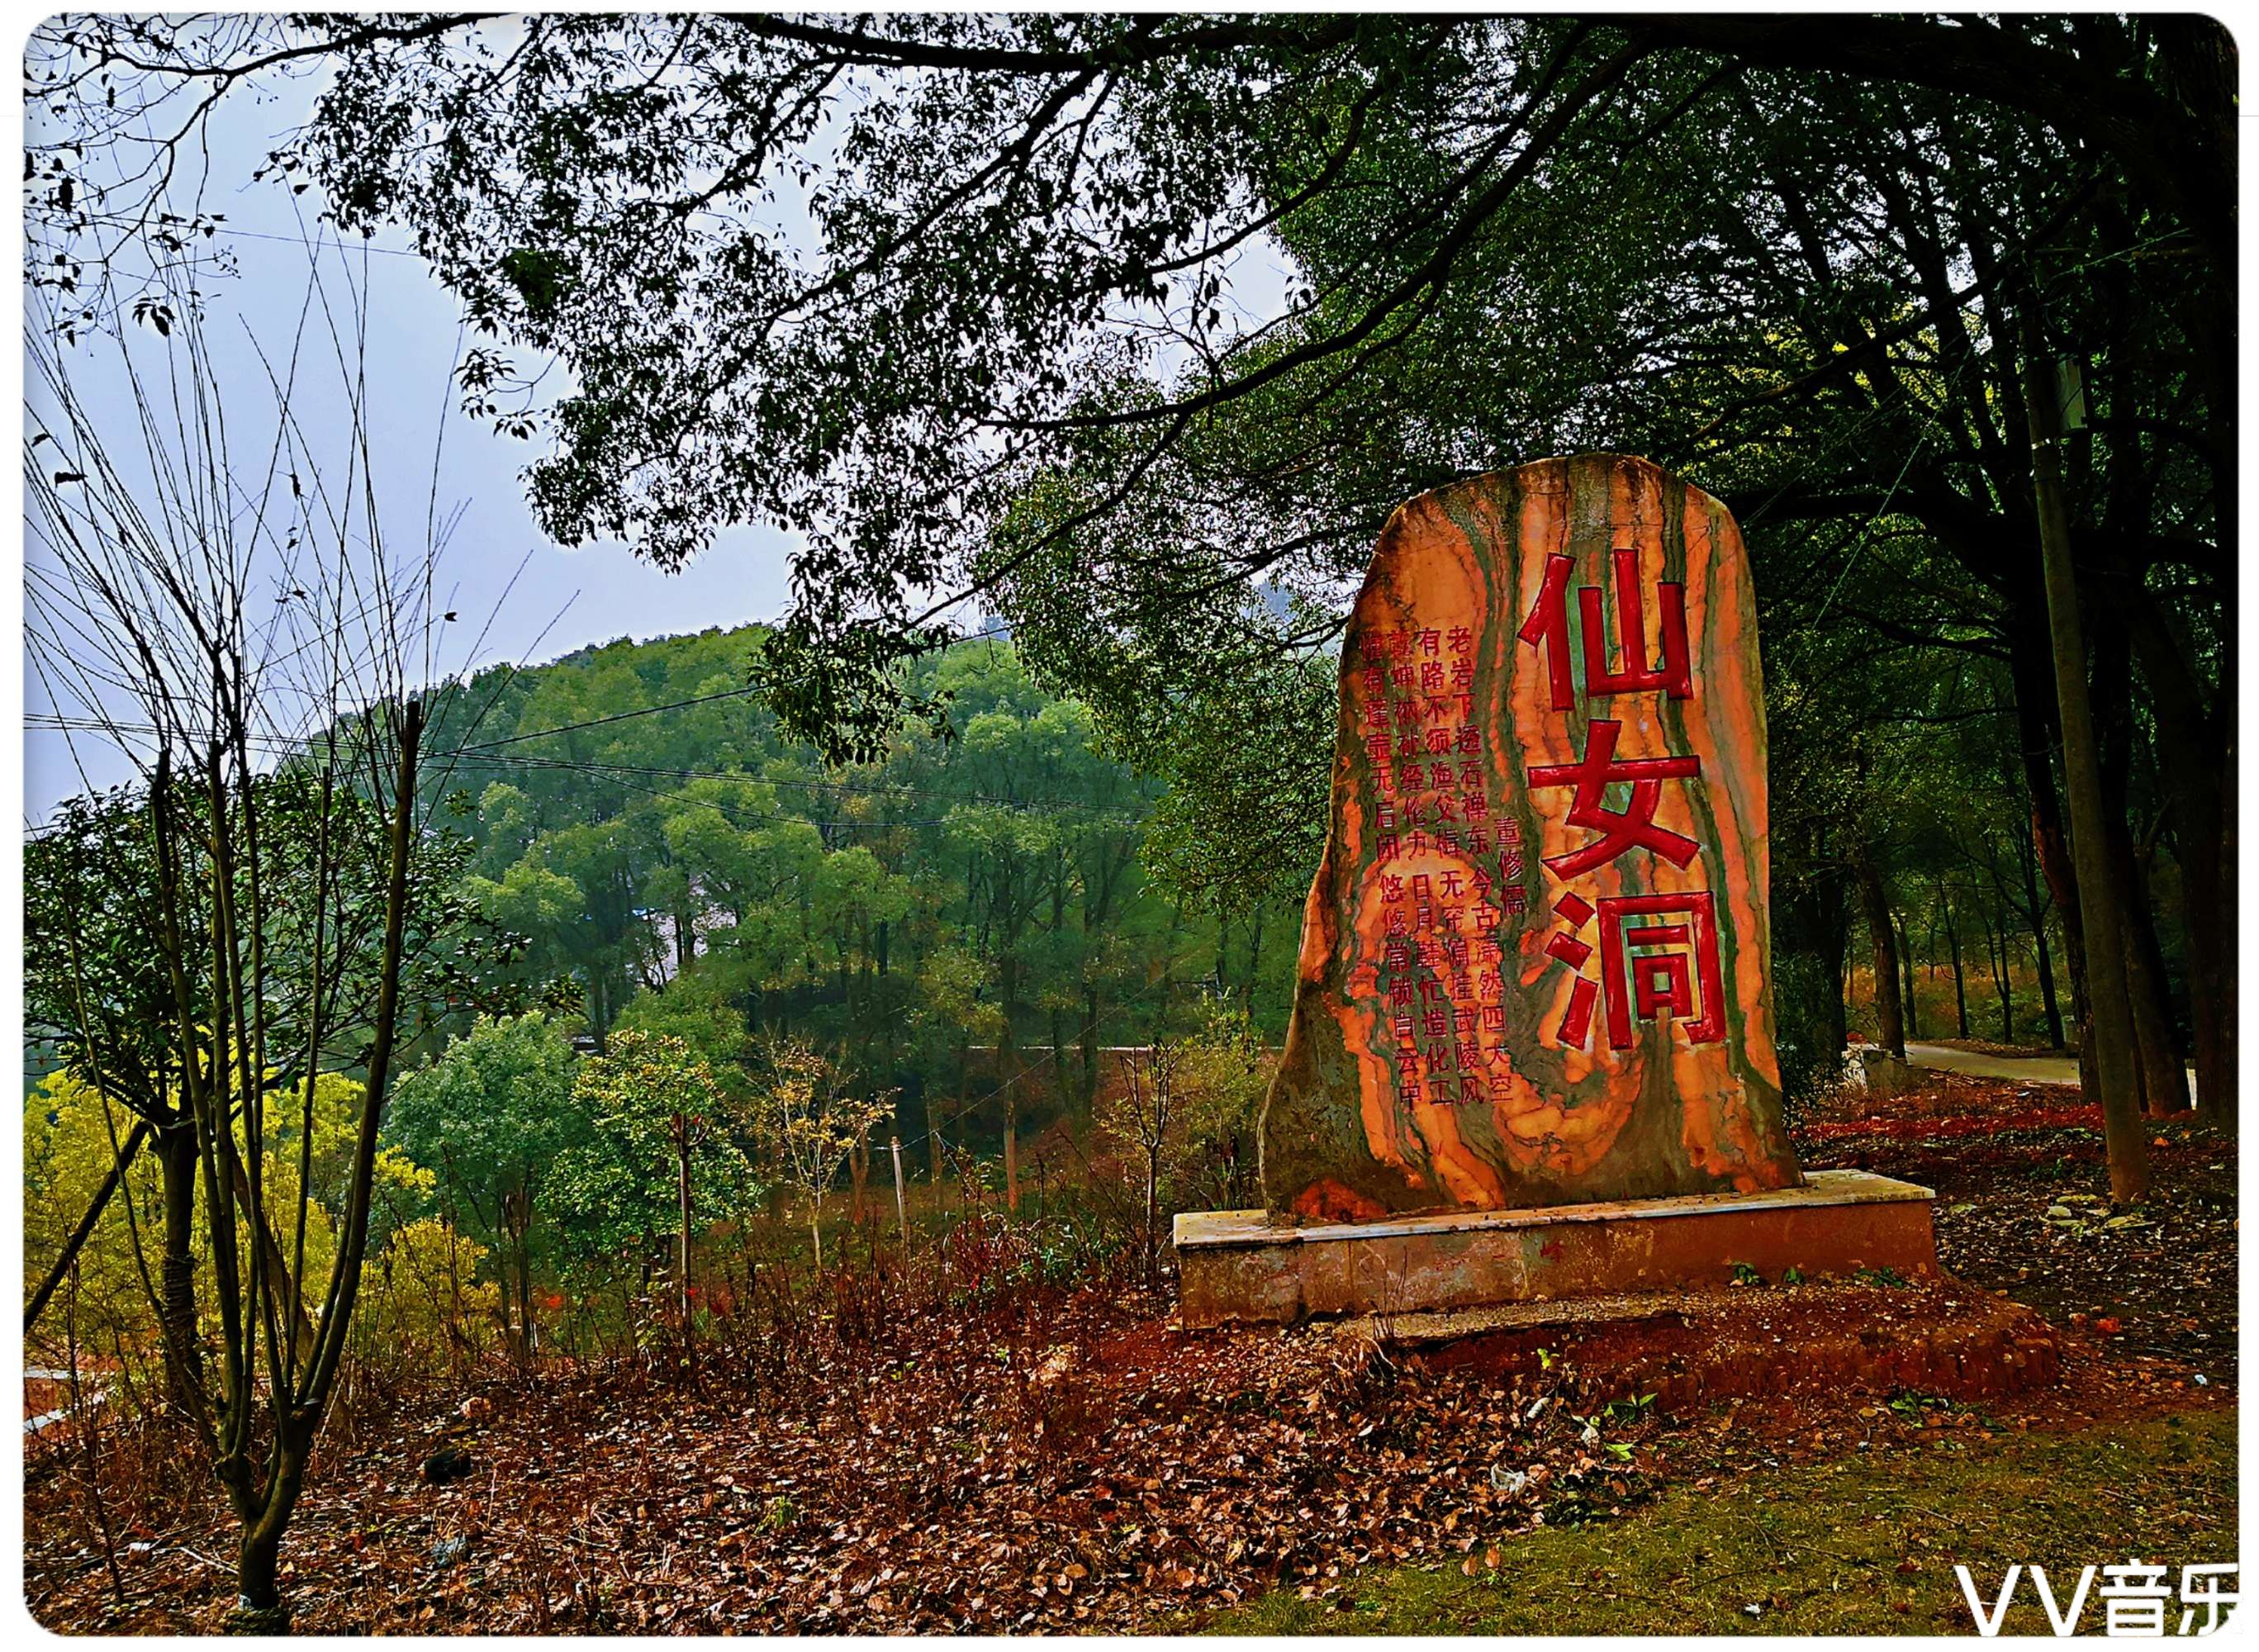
2019, 294, 2150, 1201
889, 1136, 908, 1251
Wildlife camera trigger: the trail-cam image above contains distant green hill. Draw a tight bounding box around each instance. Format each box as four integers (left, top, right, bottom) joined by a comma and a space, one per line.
406, 625, 1300, 1147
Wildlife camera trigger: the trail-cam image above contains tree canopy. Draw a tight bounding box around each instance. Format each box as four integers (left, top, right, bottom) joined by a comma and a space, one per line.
27, 12, 2233, 1134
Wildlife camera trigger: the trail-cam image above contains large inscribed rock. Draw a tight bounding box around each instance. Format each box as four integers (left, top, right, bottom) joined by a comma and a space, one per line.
1263, 453, 1801, 1218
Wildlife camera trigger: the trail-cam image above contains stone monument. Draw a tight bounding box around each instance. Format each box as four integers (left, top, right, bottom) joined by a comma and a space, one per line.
1176, 454, 1939, 1327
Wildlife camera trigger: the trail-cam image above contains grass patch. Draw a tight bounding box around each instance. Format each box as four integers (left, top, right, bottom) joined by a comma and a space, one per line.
1200, 1408, 2235, 1635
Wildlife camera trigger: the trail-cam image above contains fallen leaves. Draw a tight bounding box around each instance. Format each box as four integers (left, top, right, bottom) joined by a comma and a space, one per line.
23, 1073, 2236, 1635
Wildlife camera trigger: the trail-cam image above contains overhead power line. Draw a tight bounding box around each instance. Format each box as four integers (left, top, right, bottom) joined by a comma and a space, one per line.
449, 624, 1015, 755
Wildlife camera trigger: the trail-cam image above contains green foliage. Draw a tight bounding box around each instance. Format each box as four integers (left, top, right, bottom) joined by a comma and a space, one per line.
414, 629, 1299, 1150
548, 1031, 762, 1258
27, 772, 532, 1119
175, 15, 2221, 946
614, 961, 759, 1095
386, 1013, 584, 1253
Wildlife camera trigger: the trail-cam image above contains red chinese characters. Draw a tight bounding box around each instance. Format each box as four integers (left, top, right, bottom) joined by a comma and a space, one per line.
1360, 625, 1528, 1105
1528, 719, 1701, 877
1516, 548, 1692, 710
1601, 893, 1727, 1047
1268, 456, 1797, 1217
1521, 549, 1723, 1052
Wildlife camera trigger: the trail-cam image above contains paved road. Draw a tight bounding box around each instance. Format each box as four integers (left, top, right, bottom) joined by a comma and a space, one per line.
1903, 1040, 2196, 1103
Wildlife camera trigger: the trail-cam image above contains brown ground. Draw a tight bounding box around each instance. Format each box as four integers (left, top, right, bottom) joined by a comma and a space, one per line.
1801, 1068, 2237, 1384
1414, 1280, 2063, 1412
24, 1071, 2235, 1635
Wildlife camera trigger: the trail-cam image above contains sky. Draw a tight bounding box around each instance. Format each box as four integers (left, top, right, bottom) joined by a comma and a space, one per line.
21, 23, 1301, 826
23, 52, 804, 824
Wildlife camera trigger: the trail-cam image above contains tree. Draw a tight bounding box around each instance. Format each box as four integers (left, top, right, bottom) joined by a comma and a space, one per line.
26, 1066, 475, 1389
614, 958, 761, 1096
909, 945, 1005, 1183
24, 787, 199, 1384
550, 1031, 761, 1365
36, 14, 2226, 1189
24, 771, 517, 1355
744, 1035, 895, 1270
1097, 1008, 1272, 1284
2022, 311, 2150, 1199
385, 1014, 584, 1358
1169, 1007, 1272, 1213
1100, 1041, 1185, 1289
459, 851, 586, 1019
26, 262, 458, 1625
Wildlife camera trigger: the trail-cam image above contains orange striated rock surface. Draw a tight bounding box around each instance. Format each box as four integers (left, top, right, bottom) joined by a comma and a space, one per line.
1262, 453, 1801, 1216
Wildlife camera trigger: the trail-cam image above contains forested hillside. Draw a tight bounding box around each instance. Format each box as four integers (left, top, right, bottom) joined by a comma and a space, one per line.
413, 625, 1302, 1151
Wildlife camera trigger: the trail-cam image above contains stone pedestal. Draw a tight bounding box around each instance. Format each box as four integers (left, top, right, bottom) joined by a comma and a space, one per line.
1174, 1168, 1938, 1329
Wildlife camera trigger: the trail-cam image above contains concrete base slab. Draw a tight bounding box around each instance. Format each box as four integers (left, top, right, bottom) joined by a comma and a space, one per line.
1174, 1169, 1938, 1329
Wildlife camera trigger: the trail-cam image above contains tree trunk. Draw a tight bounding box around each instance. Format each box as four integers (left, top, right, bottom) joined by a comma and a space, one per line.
998, 968, 1023, 1213
514, 1242, 534, 1360
675, 1138, 694, 1367
1982, 909, 2013, 1042
2126, 591, 2234, 1128
1853, 850, 1905, 1059
2114, 825, 2187, 1117
2021, 300, 2149, 1200
1080, 985, 1100, 1114
2013, 823, 2067, 1049
2010, 633, 2091, 1066
1246, 904, 1266, 1008
1049, 1005, 1070, 1114
2095, 602, 2187, 1118
234, 1507, 292, 1630
2010, 628, 2087, 1002
1942, 888, 1970, 1037
1144, 1145, 1161, 1289
1894, 911, 1919, 1040
229, 1414, 316, 1631
2207, 736, 2238, 1131
158, 1118, 204, 1415
513, 1219, 535, 1360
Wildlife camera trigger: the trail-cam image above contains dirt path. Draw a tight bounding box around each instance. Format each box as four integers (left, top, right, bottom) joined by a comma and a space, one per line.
1903, 1042, 2195, 1104
1903, 1042, 2081, 1088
